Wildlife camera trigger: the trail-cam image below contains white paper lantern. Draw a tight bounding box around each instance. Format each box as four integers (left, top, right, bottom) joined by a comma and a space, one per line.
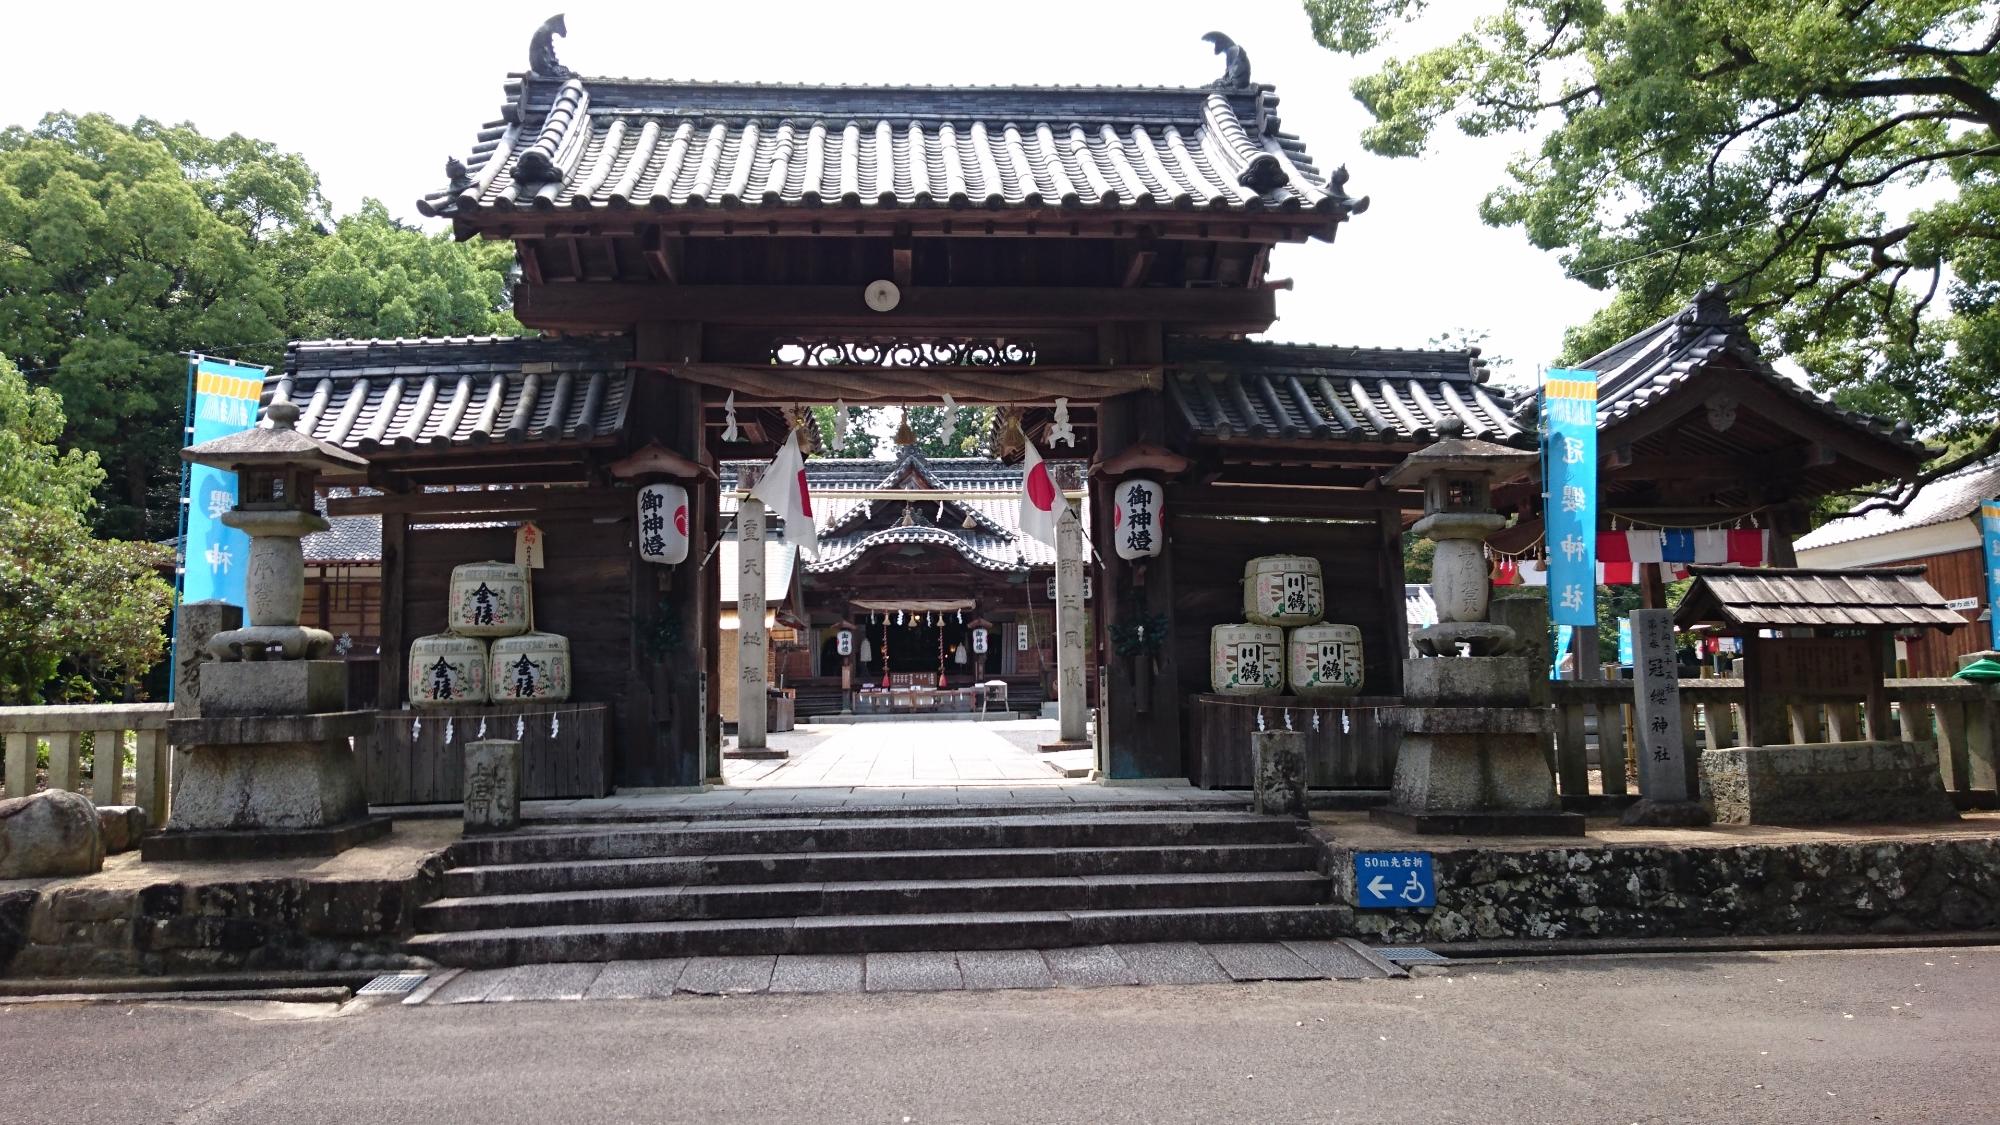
836, 630, 854, 657
1112, 478, 1166, 560
638, 482, 690, 564
972, 627, 989, 654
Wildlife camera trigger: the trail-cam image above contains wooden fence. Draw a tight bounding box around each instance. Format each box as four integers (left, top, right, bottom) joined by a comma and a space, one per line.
0, 704, 174, 825
1190, 694, 1404, 789
1549, 677, 2000, 807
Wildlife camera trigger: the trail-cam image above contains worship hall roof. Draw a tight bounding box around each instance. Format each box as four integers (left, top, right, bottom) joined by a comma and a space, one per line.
1164, 337, 1522, 445
268, 336, 632, 455
418, 42, 1363, 236
720, 450, 1062, 575
1674, 565, 1963, 632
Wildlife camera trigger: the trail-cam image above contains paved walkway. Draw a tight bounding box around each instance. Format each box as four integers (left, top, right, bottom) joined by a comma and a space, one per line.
407, 940, 1401, 1004
723, 718, 1072, 787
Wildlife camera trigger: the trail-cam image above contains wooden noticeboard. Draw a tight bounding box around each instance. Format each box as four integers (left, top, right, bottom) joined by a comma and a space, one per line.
1754, 636, 1875, 698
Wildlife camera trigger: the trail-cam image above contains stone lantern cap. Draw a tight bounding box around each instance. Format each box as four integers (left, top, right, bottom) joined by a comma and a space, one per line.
1381, 417, 1537, 488
181, 400, 369, 475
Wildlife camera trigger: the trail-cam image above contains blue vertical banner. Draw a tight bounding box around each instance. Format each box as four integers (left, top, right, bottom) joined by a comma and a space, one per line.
178, 357, 266, 609
1982, 500, 2000, 651
1541, 368, 1599, 628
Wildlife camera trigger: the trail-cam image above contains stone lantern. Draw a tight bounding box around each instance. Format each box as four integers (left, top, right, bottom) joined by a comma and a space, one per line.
145, 399, 387, 860
1372, 418, 1582, 836
181, 400, 368, 663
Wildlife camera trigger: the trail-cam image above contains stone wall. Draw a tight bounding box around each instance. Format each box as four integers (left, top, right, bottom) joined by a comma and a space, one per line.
1315, 828, 2000, 944
0, 829, 449, 978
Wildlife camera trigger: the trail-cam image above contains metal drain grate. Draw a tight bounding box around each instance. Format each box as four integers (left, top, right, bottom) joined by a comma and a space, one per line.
1376, 947, 1450, 964
356, 971, 429, 996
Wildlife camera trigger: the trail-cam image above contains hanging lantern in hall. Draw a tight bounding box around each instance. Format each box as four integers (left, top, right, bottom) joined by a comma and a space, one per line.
637, 482, 690, 564
1112, 478, 1166, 560
971, 625, 989, 654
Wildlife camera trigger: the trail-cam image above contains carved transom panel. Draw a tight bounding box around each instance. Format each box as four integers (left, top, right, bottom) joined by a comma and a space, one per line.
771, 337, 1038, 367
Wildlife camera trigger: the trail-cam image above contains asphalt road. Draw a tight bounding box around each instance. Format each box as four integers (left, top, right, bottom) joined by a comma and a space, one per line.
2, 946, 1993, 1125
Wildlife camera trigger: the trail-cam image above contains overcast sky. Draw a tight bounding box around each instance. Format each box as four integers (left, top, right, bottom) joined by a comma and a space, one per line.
5, 0, 1608, 382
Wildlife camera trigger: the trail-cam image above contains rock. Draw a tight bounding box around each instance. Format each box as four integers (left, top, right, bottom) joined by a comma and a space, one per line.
0, 790, 106, 879
1252, 730, 1307, 818
1618, 799, 1713, 828
95, 805, 150, 853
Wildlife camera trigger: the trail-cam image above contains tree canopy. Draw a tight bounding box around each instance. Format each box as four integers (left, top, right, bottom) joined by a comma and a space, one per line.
1306, 1, 1999, 482
0, 356, 172, 704
0, 113, 519, 540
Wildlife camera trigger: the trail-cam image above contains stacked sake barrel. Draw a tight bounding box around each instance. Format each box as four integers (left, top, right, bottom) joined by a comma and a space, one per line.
408, 561, 573, 706
1208, 555, 1364, 698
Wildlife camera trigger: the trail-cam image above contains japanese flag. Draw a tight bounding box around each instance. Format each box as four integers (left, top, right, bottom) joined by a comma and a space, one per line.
750, 429, 818, 558
1019, 439, 1059, 550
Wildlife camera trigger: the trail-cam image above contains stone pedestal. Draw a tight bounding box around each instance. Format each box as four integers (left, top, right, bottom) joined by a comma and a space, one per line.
1252, 730, 1307, 818
1372, 656, 1584, 836
174, 601, 243, 719
1703, 741, 1957, 825
200, 660, 347, 717
464, 739, 522, 833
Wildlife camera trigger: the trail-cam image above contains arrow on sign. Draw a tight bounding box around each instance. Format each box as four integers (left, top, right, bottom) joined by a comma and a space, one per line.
1367, 875, 1394, 898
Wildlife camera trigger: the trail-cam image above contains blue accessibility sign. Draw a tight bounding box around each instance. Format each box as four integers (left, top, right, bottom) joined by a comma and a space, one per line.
1354, 851, 1435, 909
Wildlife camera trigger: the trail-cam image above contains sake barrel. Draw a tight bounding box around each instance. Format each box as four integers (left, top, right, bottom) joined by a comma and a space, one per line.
1244, 555, 1324, 627
1209, 623, 1285, 695
408, 633, 489, 706
1288, 623, 1365, 698
489, 632, 573, 703
448, 560, 533, 636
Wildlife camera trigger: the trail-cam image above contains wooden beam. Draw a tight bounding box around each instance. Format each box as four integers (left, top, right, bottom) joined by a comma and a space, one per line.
327, 488, 626, 518
515, 283, 1277, 334
641, 227, 679, 283
650, 360, 1159, 405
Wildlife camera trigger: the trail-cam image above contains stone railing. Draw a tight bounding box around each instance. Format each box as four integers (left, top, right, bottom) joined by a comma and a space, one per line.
1548, 678, 2000, 806
0, 704, 174, 823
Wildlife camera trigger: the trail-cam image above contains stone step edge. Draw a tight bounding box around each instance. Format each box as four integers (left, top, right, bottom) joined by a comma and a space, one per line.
519, 798, 1251, 826
444, 842, 1320, 880
424, 870, 1332, 912
496, 809, 1285, 838
406, 904, 1349, 949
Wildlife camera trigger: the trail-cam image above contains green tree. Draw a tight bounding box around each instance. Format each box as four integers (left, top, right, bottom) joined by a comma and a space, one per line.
810, 403, 884, 458
0, 357, 172, 704
280, 199, 519, 340
904, 404, 995, 458
0, 115, 521, 541
1305, 1, 2000, 487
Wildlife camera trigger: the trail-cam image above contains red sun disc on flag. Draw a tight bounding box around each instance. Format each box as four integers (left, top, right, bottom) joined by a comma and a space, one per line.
1025, 463, 1056, 511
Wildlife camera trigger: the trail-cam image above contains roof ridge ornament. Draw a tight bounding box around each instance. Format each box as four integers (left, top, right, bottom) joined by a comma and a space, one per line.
1202, 32, 1252, 88
529, 13, 575, 78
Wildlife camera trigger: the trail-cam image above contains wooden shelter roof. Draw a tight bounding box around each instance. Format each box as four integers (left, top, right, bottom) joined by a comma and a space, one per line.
1673, 565, 1962, 632
1165, 338, 1522, 446
418, 73, 1364, 238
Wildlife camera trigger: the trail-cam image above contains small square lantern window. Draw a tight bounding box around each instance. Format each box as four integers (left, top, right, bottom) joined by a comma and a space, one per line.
1426, 476, 1491, 517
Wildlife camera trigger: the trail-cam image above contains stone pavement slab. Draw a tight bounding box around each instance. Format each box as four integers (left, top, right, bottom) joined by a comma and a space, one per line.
583, 959, 687, 999
865, 951, 964, 992
486, 962, 603, 1002
676, 955, 775, 995
769, 954, 865, 994
955, 949, 1057, 990
1208, 942, 1324, 982
424, 968, 508, 1005
1042, 944, 1139, 987
1112, 942, 1232, 986
1282, 939, 1394, 979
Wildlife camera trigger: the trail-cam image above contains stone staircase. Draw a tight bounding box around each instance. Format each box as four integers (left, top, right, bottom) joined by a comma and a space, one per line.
407, 809, 1339, 968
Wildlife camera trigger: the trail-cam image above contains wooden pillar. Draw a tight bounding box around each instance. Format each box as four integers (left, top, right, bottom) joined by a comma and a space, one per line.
632, 322, 707, 789
1377, 505, 1408, 696
377, 513, 408, 709
703, 486, 722, 781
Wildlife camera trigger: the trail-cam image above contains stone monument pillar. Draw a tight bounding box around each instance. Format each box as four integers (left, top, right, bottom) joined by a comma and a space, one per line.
1055, 499, 1089, 746
735, 495, 770, 752
1372, 419, 1584, 837
144, 401, 388, 861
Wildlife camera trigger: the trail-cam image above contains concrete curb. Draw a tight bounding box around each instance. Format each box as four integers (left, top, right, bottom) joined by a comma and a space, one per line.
1394, 931, 2000, 962
0, 969, 383, 997
0, 986, 354, 1005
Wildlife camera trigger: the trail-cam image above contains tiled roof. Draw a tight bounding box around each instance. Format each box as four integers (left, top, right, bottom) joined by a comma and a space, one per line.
271, 336, 633, 452
720, 451, 1061, 572
418, 77, 1363, 230
304, 490, 384, 562
1166, 337, 1521, 443
1794, 456, 2000, 552
1674, 565, 1963, 631
1540, 289, 1927, 455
